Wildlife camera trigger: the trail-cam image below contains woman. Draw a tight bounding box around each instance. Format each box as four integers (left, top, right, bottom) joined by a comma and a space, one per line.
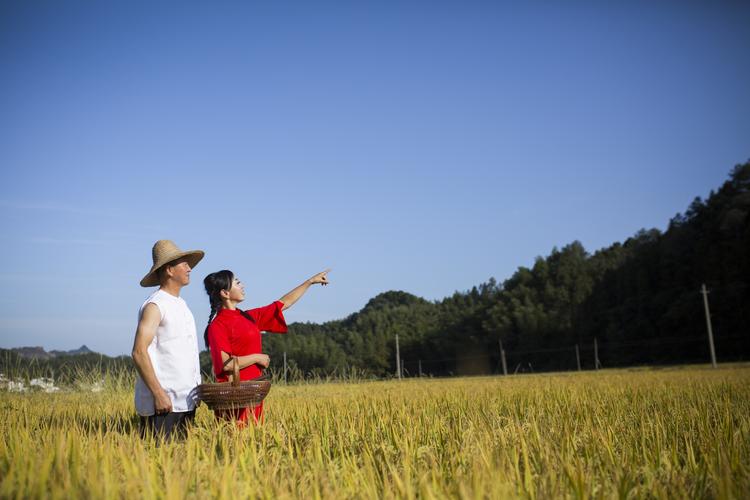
203, 269, 329, 425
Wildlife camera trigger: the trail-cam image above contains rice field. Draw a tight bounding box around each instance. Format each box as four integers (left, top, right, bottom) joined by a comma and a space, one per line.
1, 365, 749, 499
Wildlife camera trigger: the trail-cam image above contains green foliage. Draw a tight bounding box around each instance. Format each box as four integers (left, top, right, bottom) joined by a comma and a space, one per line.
0, 349, 134, 386
6, 162, 748, 380
265, 160, 750, 376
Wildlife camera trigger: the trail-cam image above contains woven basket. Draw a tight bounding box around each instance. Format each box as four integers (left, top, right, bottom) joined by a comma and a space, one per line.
197, 356, 271, 411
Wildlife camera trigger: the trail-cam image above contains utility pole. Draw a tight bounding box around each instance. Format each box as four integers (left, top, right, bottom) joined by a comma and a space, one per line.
499, 339, 508, 376
575, 344, 581, 371
395, 334, 401, 380
594, 338, 600, 371
701, 284, 718, 368
283, 351, 287, 384
418, 359, 422, 377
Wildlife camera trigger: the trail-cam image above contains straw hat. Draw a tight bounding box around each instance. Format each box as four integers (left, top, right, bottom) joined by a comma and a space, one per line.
140, 240, 205, 287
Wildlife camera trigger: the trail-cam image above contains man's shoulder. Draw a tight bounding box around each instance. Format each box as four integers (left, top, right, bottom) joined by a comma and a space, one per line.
140, 289, 163, 307
138, 290, 170, 321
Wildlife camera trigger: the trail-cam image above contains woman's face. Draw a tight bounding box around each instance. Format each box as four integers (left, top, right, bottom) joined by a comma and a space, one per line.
226, 277, 246, 303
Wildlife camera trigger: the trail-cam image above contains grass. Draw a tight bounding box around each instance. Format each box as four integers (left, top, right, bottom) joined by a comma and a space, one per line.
1, 365, 749, 499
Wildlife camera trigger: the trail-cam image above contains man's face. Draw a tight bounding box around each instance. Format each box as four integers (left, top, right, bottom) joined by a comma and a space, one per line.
166, 258, 192, 286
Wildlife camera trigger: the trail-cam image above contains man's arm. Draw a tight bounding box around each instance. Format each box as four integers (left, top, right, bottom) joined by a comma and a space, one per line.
131, 303, 172, 414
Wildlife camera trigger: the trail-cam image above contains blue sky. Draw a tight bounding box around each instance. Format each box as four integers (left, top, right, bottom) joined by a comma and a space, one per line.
1, 1, 748, 356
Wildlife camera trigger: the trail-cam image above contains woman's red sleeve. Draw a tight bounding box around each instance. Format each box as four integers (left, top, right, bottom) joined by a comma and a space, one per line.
247, 301, 288, 334
207, 321, 232, 377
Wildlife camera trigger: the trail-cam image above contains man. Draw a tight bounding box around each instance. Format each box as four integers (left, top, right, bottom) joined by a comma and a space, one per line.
132, 239, 204, 439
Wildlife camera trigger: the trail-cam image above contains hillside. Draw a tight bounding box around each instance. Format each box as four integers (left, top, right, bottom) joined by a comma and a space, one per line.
3, 161, 748, 379
264, 160, 750, 375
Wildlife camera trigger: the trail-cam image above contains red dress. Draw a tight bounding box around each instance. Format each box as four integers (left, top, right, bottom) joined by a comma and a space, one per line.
206, 301, 287, 425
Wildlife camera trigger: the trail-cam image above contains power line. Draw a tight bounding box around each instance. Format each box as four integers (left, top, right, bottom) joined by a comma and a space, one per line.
405, 335, 748, 366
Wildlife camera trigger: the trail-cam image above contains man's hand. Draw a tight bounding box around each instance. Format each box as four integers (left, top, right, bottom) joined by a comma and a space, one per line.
154, 389, 173, 414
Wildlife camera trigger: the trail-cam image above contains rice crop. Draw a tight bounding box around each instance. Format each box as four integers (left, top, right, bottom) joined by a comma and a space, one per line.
1, 365, 748, 499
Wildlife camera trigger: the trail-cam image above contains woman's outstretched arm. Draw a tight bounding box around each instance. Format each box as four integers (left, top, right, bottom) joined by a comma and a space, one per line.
279, 269, 330, 311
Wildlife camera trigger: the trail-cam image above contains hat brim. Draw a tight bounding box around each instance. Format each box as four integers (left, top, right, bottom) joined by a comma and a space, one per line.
140, 250, 205, 287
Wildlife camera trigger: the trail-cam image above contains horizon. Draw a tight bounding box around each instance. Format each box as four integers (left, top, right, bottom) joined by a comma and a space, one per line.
0, 173, 742, 356
1, 1, 748, 355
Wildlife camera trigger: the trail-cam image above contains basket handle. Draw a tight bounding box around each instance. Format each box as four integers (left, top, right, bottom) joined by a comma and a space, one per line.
231, 356, 240, 386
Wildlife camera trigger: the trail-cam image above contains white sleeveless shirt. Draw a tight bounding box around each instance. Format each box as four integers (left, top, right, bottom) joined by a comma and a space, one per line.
134, 289, 202, 416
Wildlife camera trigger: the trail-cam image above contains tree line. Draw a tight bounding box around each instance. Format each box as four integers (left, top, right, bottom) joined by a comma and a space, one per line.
263, 161, 750, 376
3, 161, 747, 380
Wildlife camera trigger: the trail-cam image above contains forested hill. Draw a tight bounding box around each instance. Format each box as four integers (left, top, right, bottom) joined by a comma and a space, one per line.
265, 161, 750, 376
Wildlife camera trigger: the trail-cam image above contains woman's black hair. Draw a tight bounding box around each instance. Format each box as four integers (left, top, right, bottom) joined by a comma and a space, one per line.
203, 270, 255, 349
